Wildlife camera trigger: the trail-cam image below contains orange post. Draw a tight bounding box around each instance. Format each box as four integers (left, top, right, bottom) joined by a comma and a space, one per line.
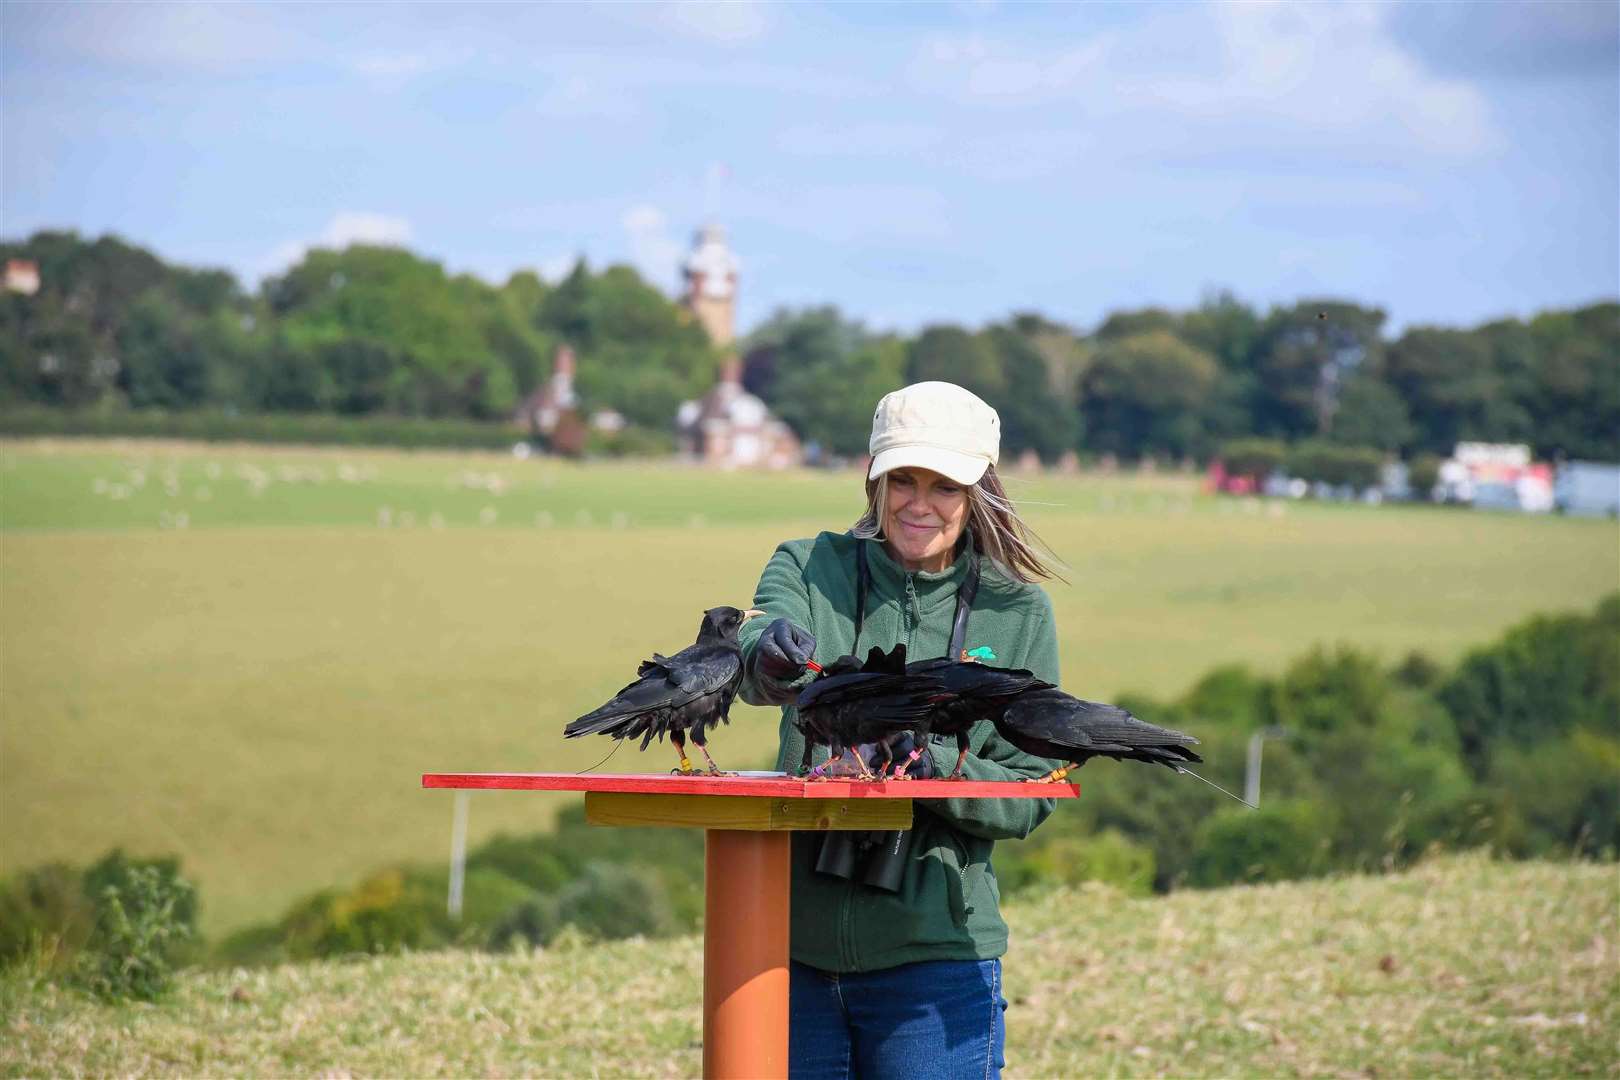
703, 829, 790, 1079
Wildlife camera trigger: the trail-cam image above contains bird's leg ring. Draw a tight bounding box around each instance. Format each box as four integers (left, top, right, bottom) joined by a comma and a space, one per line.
1028, 762, 1077, 784
669, 732, 695, 775
890, 747, 926, 781
696, 742, 731, 776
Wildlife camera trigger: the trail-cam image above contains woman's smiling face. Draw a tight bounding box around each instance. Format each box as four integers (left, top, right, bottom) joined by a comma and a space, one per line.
883, 466, 970, 573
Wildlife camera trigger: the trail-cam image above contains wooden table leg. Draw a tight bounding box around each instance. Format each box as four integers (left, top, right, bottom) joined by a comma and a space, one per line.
703, 829, 789, 1079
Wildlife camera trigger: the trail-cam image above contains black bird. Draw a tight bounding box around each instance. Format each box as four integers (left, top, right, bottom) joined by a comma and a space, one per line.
842, 644, 1056, 779
793, 646, 945, 779
564, 606, 765, 775
992, 687, 1202, 783
899, 653, 1055, 779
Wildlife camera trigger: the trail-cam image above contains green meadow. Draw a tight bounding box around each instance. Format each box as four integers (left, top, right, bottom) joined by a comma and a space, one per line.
2, 438, 1615, 935
3, 855, 1613, 1077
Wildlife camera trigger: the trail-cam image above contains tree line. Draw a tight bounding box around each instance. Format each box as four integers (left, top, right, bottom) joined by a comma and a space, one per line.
3, 230, 1615, 463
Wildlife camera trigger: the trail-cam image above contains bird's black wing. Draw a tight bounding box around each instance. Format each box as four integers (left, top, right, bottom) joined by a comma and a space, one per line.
564, 641, 741, 740
908, 658, 1054, 699
1002, 691, 1201, 764
797, 671, 945, 722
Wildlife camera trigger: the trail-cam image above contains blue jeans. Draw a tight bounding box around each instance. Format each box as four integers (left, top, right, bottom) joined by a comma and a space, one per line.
789, 958, 1007, 1080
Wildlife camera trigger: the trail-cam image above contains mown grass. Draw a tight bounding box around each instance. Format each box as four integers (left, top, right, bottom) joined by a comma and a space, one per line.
3, 438, 1616, 935
2, 854, 1613, 1077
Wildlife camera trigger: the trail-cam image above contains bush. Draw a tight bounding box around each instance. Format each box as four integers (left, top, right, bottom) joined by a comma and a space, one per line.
0, 863, 96, 974
1438, 594, 1620, 778
77, 863, 196, 1002
555, 862, 678, 942
1219, 438, 1288, 481
1284, 440, 1384, 490
999, 829, 1156, 896
1189, 800, 1336, 887
1266, 644, 1392, 740
1487, 729, 1620, 858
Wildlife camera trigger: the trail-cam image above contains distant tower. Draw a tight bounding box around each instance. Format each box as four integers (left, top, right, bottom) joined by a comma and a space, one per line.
682, 224, 738, 347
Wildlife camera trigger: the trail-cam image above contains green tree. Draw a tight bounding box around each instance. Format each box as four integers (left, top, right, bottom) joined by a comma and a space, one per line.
1252, 301, 1386, 438
906, 325, 1005, 401
1078, 330, 1219, 460
1329, 372, 1414, 451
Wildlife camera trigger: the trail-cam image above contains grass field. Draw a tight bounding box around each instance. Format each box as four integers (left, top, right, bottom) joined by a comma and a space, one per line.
2, 854, 1613, 1077
3, 438, 1616, 935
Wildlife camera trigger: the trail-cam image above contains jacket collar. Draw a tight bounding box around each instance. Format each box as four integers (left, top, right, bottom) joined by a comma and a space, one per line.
861, 528, 976, 613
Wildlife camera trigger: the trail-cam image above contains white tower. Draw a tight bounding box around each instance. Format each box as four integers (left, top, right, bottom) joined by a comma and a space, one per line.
682, 224, 738, 347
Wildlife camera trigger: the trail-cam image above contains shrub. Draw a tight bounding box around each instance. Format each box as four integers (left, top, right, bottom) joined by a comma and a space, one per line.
1189, 800, 1336, 887
489, 895, 563, 950
1218, 438, 1288, 482
1285, 440, 1384, 489
0, 863, 96, 974
1438, 594, 1620, 778
1002, 830, 1156, 896
1487, 729, 1620, 858
77, 864, 196, 1002
1266, 644, 1392, 741
555, 862, 678, 942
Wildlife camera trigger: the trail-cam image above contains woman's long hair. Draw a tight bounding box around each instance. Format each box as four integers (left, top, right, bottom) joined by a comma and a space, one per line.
851, 464, 1064, 584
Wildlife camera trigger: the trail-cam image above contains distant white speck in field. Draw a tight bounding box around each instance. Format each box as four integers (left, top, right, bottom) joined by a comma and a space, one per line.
378, 507, 394, 527
429, 512, 446, 530
611, 512, 629, 529
480, 506, 498, 525
92, 478, 107, 494
688, 513, 706, 528
535, 511, 553, 528
399, 511, 416, 528
108, 483, 131, 500
174, 511, 189, 529
205, 463, 222, 480
128, 469, 147, 488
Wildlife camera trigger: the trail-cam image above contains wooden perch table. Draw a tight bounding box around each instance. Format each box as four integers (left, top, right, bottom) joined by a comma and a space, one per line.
420, 771, 1077, 1079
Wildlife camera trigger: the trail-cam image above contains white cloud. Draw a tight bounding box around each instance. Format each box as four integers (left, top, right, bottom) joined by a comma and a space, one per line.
261, 212, 415, 278
345, 46, 473, 84
621, 205, 684, 291
535, 75, 640, 120
909, 1, 1503, 162
19, 2, 296, 72
658, 1, 769, 45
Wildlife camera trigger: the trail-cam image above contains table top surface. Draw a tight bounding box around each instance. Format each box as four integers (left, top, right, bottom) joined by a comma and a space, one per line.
422, 771, 1078, 799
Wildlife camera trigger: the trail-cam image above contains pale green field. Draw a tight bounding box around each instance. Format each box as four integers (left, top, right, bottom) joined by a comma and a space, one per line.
2, 439, 1616, 934
2, 855, 1613, 1077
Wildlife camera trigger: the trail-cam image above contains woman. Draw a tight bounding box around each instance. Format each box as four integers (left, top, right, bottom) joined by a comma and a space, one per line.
737, 380, 1064, 1080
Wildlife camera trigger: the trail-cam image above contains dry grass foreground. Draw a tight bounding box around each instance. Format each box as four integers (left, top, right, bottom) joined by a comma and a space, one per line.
3, 853, 1614, 1078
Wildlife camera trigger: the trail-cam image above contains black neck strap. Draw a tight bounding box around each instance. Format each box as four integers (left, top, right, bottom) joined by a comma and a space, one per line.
853, 540, 980, 660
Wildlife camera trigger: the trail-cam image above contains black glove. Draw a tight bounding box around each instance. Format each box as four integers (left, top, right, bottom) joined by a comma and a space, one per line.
751, 618, 817, 703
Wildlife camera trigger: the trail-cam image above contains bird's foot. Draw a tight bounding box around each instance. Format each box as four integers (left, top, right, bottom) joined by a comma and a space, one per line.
671, 757, 696, 776
890, 748, 926, 781
1029, 764, 1075, 784
947, 768, 966, 781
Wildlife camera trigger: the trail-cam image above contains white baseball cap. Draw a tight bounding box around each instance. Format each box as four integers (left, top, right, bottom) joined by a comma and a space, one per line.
868, 381, 1001, 486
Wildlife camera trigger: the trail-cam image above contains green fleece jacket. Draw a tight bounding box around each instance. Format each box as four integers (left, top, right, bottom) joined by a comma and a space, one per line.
737, 529, 1062, 973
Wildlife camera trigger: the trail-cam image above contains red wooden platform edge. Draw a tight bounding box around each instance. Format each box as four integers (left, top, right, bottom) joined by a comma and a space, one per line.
421, 771, 1078, 799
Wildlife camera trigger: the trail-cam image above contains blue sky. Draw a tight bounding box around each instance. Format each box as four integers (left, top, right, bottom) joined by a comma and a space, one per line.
3, 1, 1616, 336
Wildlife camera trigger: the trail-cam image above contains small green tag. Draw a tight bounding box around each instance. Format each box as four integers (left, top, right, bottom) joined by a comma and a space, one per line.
966, 646, 997, 661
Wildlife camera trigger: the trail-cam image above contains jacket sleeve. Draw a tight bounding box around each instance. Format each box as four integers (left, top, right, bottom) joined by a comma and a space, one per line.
737, 542, 818, 707
919, 589, 1064, 841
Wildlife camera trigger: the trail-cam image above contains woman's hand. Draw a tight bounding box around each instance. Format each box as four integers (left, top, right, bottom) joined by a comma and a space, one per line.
757, 618, 817, 681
